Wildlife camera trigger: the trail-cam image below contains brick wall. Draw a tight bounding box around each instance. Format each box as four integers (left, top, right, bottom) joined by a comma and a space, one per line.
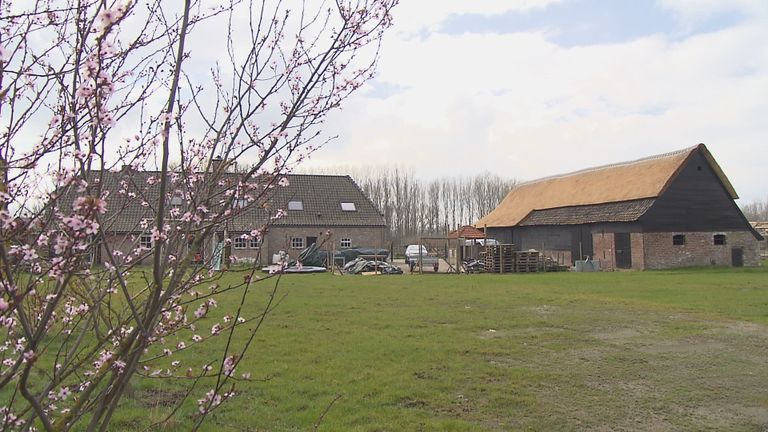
630, 233, 645, 270
262, 226, 388, 265
642, 231, 760, 269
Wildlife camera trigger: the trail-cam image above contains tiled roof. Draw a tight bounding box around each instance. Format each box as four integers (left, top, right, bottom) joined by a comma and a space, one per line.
447, 225, 487, 239
262, 174, 386, 228
518, 199, 655, 226
59, 171, 385, 233
476, 144, 737, 228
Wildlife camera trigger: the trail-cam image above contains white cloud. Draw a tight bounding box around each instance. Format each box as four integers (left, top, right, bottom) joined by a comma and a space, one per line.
392, 0, 564, 34
656, 0, 768, 23
312, 10, 768, 202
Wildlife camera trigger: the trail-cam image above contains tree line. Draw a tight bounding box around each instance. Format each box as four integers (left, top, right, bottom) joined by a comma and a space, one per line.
302, 166, 517, 244
742, 197, 768, 221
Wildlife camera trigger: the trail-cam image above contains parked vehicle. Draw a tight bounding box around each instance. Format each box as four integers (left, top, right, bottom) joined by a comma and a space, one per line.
404, 245, 440, 272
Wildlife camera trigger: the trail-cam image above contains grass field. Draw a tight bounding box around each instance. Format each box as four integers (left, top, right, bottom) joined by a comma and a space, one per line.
114, 264, 768, 431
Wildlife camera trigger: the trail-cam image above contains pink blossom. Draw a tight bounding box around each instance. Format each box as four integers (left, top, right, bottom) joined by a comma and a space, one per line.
75, 83, 94, 99
192, 334, 203, 342
58, 387, 70, 400
223, 355, 236, 377
0, 45, 8, 62
271, 208, 286, 220
97, 7, 124, 28
21, 246, 38, 262
0, 298, 8, 312
211, 324, 221, 335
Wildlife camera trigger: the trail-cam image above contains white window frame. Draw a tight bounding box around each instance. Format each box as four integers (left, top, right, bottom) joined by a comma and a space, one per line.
340, 202, 356, 212
340, 238, 352, 248
249, 237, 261, 249
233, 237, 247, 249
140, 234, 153, 249
290, 237, 304, 249
288, 200, 303, 211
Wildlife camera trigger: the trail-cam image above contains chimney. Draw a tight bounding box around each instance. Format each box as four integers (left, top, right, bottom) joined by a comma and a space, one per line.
210, 156, 224, 173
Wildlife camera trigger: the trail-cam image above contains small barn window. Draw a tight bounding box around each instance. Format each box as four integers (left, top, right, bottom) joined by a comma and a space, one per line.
340, 202, 356, 212
249, 237, 261, 249
713, 234, 726, 245
340, 238, 352, 248
288, 200, 303, 211
672, 234, 685, 246
290, 237, 304, 249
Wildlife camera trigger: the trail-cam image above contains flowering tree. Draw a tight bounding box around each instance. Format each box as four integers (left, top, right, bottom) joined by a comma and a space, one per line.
0, 0, 396, 429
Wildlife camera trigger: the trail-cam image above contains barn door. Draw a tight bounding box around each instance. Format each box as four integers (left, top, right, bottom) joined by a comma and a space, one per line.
614, 233, 632, 269
731, 248, 743, 267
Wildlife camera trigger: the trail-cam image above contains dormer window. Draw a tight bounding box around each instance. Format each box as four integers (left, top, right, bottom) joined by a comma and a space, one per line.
340, 202, 356, 212
288, 200, 303, 211
170, 196, 183, 206
235, 198, 248, 209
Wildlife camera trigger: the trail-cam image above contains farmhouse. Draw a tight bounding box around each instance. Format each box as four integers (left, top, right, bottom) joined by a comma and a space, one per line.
476, 144, 763, 270
70, 169, 387, 266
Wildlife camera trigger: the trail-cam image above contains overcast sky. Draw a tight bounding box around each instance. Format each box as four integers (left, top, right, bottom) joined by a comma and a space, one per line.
304, 0, 768, 203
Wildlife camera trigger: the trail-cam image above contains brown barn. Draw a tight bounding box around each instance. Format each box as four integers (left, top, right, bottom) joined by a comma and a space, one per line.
476, 144, 763, 270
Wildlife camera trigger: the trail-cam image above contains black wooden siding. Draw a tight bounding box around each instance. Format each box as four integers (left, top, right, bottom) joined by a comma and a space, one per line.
639, 151, 753, 232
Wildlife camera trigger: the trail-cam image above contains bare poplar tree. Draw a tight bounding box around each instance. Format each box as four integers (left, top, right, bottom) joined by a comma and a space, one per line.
0, 0, 397, 430
742, 197, 768, 221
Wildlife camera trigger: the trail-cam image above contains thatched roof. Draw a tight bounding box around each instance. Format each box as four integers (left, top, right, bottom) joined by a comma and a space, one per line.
476, 144, 737, 228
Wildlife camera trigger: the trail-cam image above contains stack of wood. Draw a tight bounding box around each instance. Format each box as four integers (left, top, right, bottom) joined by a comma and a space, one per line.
482, 244, 515, 273
514, 251, 540, 273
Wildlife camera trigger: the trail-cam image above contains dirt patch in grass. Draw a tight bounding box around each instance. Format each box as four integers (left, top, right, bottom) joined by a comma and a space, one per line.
399, 396, 428, 409
523, 306, 768, 431
136, 388, 187, 408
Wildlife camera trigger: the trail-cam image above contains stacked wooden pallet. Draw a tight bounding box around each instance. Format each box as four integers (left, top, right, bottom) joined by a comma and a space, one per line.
483, 244, 515, 273
514, 251, 540, 273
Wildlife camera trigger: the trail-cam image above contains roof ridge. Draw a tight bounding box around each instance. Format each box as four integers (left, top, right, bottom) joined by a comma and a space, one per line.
286, 173, 351, 178
516, 144, 699, 187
